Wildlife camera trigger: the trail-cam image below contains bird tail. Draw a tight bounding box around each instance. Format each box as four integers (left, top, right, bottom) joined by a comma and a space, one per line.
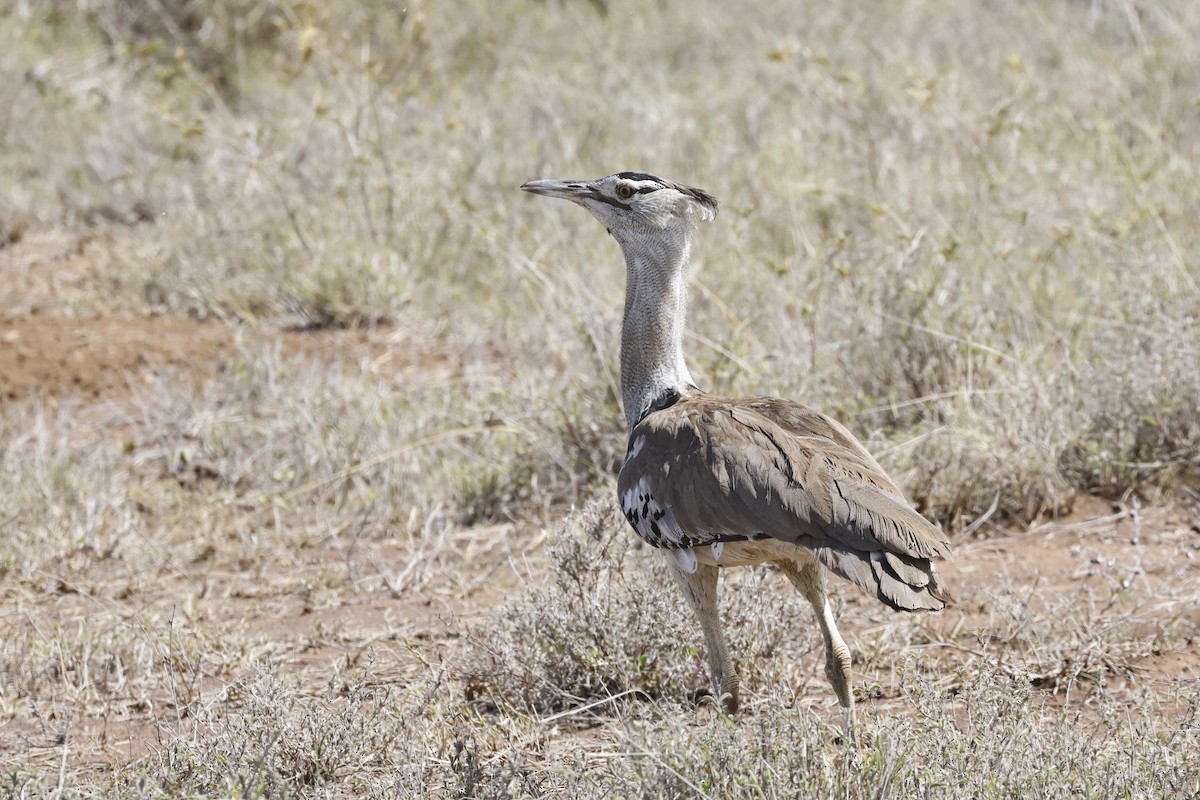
816, 546, 953, 612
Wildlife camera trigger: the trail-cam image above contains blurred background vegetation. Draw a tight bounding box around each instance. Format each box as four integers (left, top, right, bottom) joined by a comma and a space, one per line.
5, 0, 1198, 534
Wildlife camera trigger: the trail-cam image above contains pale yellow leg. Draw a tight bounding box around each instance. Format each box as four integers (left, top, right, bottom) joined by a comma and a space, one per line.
667, 558, 740, 713
782, 560, 856, 741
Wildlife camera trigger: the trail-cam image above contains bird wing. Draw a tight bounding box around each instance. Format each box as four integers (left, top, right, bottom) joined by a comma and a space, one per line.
617, 394, 952, 610
734, 397, 906, 498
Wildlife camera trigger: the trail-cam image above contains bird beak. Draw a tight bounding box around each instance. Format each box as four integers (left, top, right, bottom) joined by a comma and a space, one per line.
520, 179, 592, 202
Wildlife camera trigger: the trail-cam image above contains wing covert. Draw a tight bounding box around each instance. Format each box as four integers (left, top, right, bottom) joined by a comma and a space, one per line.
617, 395, 952, 563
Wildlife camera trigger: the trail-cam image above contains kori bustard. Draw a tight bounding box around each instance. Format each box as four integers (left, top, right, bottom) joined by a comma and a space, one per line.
521, 172, 952, 735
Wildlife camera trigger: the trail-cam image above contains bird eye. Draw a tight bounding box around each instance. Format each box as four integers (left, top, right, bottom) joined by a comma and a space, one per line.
616, 184, 634, 200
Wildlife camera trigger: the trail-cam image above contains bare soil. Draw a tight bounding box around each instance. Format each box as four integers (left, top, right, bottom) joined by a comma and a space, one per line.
0, 312, 226, 400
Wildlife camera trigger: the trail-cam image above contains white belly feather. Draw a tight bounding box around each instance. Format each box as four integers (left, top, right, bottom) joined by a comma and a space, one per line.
667, 538, 818, 573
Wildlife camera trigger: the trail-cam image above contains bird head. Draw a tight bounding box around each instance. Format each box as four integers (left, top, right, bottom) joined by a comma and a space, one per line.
520, 172, 718, 240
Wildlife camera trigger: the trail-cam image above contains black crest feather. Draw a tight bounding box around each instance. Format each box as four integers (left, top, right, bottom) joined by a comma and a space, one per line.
615, 171, 719, 216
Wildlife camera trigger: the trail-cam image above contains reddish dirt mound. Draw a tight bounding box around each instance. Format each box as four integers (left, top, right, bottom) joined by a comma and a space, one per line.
0, 311, 458, 403
0, 314, 229, 401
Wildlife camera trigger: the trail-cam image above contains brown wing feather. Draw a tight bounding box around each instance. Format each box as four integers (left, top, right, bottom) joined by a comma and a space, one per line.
617, 393, 953, 611
739, 398, 906, 497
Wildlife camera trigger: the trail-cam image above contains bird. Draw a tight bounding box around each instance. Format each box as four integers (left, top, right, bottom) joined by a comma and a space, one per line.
520, 171, 952, 737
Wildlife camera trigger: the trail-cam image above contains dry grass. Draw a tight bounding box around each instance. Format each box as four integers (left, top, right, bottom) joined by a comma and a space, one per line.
2, 0, 1200, 796
8, 0, 1197, 521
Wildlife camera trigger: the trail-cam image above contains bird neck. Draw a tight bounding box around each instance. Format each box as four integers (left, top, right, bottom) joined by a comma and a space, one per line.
617, 232, 695, 431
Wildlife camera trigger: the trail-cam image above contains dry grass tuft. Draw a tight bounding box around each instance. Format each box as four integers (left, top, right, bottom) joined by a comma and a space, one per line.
458, 500, 705, 713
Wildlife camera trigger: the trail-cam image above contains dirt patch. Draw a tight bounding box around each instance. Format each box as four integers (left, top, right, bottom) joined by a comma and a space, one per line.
0, 313, 230, 401
0, 311, 463, 403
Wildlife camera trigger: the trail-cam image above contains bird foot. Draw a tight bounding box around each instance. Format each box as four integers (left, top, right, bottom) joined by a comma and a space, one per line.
686, 684, 740, 715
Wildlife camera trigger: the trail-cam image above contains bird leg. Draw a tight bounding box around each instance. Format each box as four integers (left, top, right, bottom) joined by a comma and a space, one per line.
667, 558, 740, 713
781, 560, 856, 741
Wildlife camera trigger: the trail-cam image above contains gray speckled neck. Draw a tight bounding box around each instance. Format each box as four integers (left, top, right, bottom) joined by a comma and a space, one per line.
616, 227, 696, 431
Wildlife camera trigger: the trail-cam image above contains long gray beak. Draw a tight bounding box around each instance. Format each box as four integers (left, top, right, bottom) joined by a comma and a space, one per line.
520, 179, 592, 200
